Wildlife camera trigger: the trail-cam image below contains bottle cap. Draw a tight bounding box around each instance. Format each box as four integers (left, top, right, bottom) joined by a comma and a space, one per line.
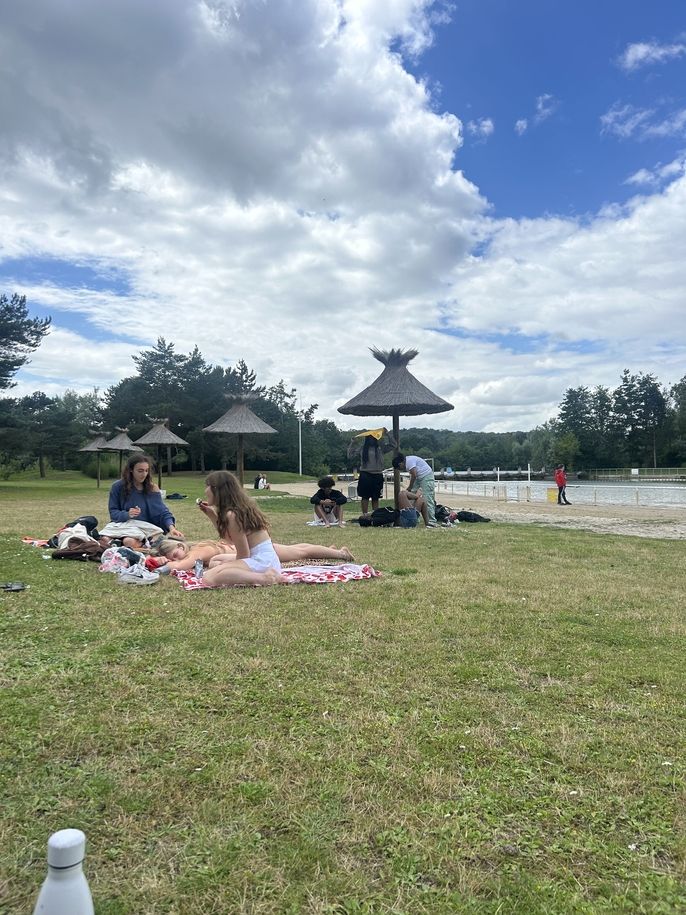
47, 829, 86, 868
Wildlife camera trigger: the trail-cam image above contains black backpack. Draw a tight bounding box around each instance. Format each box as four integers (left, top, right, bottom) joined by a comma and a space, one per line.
371, 507, 398, 527
435, 505, 451, 523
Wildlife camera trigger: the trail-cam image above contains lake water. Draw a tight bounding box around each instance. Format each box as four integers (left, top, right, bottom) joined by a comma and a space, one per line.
433, 479, 686, 509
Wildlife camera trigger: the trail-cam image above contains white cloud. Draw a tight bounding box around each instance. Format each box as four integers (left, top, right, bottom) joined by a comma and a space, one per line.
535, 93, 559, 123
617, 40, 686, 72
1, 1, 686, 435
601, 102, 686, 140
625, 158, 685, 187
466, 117, 494, 141
514, 118, 528, 136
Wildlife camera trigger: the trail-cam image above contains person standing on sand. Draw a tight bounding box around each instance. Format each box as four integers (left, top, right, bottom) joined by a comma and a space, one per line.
555, 464, 571, 504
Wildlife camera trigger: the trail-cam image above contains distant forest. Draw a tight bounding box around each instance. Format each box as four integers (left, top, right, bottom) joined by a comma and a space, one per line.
1, 338, 685, 478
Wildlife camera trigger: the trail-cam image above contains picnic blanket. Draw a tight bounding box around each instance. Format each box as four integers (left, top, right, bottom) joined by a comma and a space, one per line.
173, 563, 381, 590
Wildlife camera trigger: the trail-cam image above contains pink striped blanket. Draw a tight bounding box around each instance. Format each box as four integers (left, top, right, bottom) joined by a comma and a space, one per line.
172, 563, 381, 590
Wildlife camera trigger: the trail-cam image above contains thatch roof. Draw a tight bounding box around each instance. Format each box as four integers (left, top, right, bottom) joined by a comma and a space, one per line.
102, 430, 140, 451
203, 402, 277, 435
78, 434, 109, 452
338, 348, 453, 417
134, 422, 189, 446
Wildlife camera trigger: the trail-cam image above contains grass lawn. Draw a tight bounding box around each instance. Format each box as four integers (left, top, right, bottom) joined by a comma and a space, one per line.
1, 474, 684, 913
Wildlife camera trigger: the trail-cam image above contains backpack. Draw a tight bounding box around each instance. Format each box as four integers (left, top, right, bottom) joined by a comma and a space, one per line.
371, 507, 398, 527
52, 540, 104, 562
455, 510, 491, 523
47, 516, 99, 548
435, 504, 451, 523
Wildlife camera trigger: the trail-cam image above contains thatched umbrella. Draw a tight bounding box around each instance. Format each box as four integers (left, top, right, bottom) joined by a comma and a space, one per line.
338, 348, 453, 508
133, 418, 189, 489
102, 428, 141, 475
78, 433, 109, 489
203, 397, 276, 486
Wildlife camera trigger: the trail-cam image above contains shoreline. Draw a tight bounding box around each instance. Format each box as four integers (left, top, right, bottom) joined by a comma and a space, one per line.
271, 482, 686, 541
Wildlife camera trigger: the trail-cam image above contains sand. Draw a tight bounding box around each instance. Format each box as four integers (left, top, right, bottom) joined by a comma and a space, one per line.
272, 482, 686, 541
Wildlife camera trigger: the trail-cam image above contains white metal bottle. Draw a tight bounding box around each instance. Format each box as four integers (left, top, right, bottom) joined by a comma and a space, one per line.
33, 828, 94, 915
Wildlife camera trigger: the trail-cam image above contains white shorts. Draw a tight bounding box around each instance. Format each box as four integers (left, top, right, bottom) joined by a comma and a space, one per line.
243, 540, 282, 573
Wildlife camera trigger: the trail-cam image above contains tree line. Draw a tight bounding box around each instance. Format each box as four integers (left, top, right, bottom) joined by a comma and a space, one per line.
1, 293, 685, 477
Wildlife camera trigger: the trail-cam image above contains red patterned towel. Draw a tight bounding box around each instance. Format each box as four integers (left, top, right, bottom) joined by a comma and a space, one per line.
173, 563, 380, 590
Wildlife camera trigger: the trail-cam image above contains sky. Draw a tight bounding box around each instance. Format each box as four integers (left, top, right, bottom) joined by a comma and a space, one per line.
1, 0, 685, 433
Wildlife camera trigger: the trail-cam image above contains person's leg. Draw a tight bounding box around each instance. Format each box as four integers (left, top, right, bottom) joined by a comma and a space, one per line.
420, 476, 436, 525
334, 503, 345, 525
557, 485, 563, 504
360, 497, 370, 515
203, 558, 282, 587
274, 543, 355, 562
314, 504, 330, 525
563, 487, 571, 504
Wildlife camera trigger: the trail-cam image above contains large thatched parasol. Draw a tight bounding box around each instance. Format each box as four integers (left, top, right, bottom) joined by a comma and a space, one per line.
78, 433, 109, 489
203, 397, 277, 486
338, 348, 453, 508
102, 428, 141, 475
133, 418, 189, 489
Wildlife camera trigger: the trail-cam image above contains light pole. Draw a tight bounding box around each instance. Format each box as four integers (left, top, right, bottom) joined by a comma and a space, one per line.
298, 414, 302, 476
298, 394, 303, 476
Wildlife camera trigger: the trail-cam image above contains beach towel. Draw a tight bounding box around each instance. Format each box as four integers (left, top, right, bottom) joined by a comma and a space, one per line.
172, 563, 380, 590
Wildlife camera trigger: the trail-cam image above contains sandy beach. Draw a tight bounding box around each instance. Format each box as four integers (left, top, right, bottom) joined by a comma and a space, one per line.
272, 481, 686, 541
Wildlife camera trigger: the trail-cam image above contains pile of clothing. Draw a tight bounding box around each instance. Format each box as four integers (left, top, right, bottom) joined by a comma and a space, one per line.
99, 546, 160, 586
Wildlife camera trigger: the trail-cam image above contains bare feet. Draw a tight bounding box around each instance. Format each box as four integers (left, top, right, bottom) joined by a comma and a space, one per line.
260, 567, 284, 586
339, 546, 355, 562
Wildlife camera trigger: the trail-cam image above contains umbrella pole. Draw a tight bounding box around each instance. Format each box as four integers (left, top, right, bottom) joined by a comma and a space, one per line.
392, 413, 400, 511
157, 446, 163, 490
97, 452, 101, 489
237, 434, 244, 486
119, 451, 123, 475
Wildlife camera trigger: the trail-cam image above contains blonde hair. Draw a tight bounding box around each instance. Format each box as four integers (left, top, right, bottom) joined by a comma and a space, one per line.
205, 470, 270, 541
157, 539, 189, 559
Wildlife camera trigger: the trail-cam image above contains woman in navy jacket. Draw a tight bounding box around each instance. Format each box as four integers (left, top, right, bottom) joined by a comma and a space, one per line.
108, 453, 184, 537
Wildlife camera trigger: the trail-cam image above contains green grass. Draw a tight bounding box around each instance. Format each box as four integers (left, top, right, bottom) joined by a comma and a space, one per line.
1, 477, 685, 913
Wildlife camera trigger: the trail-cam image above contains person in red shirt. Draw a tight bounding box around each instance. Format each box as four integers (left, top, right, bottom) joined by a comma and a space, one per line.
554, 464, 571, 504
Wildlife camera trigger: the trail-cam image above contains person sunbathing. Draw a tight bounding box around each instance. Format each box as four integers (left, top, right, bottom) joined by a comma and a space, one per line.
156, 537, 355, 572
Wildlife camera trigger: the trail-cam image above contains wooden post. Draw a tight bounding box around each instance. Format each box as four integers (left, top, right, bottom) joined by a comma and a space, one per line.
237, 434, 245, 485
392, 412, 400, 511
96, 451, 101, 489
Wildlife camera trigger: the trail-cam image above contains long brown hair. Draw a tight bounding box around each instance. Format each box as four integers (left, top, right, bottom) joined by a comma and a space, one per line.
121, 453, 156, 499
205, 471, 270, 541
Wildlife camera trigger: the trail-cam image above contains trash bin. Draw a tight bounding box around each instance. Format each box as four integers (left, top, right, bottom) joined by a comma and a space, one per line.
546, 487, 558, 503
347, 484, 358, 500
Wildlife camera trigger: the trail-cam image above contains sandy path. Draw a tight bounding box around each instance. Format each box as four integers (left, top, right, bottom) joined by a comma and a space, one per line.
269, 482, 686, 541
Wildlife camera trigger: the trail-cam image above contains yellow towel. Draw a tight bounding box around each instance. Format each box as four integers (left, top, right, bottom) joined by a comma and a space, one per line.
354, 427, 385, 440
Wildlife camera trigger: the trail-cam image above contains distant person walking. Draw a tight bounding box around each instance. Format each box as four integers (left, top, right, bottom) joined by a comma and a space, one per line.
555, 464, 571, 505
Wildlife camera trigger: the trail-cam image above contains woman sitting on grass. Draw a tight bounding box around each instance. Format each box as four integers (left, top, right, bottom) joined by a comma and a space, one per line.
195, 470, 282, 587
156, 538, 355, 572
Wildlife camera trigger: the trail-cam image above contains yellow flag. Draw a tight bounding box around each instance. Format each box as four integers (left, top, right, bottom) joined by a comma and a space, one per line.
354, 427, 385, 440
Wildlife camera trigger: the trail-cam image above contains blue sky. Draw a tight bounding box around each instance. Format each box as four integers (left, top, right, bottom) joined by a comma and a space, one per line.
1, 0, 685, 432
414, 0, 686, 218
